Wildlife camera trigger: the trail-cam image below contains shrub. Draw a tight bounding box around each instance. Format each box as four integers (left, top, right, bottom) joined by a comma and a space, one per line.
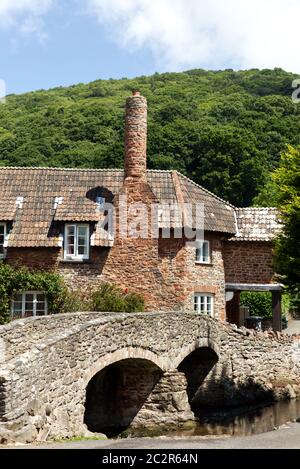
240, 292, 272, 319
91, 283, 145, 313
124, 292, 145, 313
91, 283, 126, 312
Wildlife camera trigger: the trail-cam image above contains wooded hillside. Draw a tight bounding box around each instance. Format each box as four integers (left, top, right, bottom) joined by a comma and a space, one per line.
0, 68, 299, 206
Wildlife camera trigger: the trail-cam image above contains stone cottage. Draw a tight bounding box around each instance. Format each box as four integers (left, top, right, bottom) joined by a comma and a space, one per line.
0, 92, 282, 329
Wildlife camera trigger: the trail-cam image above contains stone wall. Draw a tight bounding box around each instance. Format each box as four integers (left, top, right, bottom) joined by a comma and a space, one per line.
0, 311, 299, 443
223, 241, 275, 284
5, 233, 227, 318
4, 238, 277, 315
6, 248, 60, 271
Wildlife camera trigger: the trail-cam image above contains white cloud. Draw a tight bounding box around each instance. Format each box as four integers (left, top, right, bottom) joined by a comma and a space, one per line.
87, 0, 300, 72
0, 0, 54, 40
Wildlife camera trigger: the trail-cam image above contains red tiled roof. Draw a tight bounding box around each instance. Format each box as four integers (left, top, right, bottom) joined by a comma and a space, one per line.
0, 167, 280, 248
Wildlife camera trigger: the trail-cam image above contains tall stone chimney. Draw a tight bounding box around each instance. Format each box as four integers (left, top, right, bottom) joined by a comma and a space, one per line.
124, 90, 147, 181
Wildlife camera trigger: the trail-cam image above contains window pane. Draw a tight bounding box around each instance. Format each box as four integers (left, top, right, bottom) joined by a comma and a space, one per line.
66, 226, 75, 256
203, 242, 209, 262
13, 302, 22, 315
25, 294, 34, 302
67, 244, 75, 255
25, 302, 34, 312
36, 293, 46, 315
67, 226, 75, 236
78, 226, 88, 237
24, 310, 34, 318
14, 294, 22, 303
36, 310, 46, 317
77, 226, 88, 257
0, 224, 5, 254
78, 245, 86, 255
12, 306, 22, 319
78, 235, 86, 245
196, 241, 210, 263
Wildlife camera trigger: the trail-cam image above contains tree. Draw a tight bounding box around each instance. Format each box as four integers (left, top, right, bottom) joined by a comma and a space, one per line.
273, 145, 300, 311
1, 68, 300, 206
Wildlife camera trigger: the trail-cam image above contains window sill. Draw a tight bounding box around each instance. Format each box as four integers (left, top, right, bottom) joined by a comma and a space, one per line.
195, 261, 213, 266
60, 258, 91, 264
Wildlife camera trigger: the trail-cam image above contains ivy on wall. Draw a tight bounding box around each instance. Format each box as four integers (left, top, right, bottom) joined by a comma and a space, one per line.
0, 262, 70, 325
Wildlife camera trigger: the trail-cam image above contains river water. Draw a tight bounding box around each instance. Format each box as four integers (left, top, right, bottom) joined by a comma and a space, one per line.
121, 399, 300, 439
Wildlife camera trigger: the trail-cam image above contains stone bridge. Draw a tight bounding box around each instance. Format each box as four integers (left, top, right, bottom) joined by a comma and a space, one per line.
0, 312, 300, 444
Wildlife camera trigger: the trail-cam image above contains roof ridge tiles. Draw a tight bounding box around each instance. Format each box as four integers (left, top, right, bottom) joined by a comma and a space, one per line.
0, 166, 179, 175
0, 166, 124, 172
236, 207, 278, 211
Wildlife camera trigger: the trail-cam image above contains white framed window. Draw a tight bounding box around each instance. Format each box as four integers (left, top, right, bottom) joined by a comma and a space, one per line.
195, 240, 210, 264
64, 224, 90, 261
194, 294, 214, 316
11, 292, 48, 319
0, 222, 7, 259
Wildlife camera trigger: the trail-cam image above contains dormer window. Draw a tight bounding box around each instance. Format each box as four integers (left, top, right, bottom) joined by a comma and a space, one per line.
195, 240, 210, 264
0, 222, 7, 259
64, 224, 90, 261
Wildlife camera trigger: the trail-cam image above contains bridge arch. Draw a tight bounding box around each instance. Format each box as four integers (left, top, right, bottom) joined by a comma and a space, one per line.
83, 349, 166, 437
172, 337, 220, 370
82, 347, 169, 387
175, 339, 220, 415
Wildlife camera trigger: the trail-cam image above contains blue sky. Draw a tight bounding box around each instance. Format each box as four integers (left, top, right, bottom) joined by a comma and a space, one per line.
0, 0, 299, 96
0, 1, 155, 95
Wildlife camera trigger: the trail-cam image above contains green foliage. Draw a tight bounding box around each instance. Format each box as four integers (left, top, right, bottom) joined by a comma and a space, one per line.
240, 292, 273, 319
240, 291, 291, 320
0, 262, 70, 324
0, 263, 146, 324
124, 292, 145, 313
272, 145, 300, 309
90, 283, 145, 313
1, 69, 300, 206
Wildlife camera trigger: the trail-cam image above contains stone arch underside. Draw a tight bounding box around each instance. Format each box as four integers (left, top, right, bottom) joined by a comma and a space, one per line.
84, 357, 164, 437
177, 346, 219, 415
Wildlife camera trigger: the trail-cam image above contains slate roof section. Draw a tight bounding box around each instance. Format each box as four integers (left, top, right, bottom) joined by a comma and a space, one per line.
0, 167, 280, 248
177, 173, 236, 234
232, 208, 282, 241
